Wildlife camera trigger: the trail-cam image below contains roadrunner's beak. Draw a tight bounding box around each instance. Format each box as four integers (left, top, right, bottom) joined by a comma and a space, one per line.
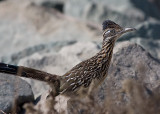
120, 28, 136, 35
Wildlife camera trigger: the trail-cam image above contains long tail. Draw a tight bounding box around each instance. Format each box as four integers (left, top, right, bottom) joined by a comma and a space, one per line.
0, 62, 60, 83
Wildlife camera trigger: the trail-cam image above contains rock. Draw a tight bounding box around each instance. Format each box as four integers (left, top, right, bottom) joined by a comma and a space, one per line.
128, 0, 160, 19
113, 42, 160, 85
0, 41, 76, 65
35, 0, 65, 13
0, 0, 159, 61
0, 73, 34, 113
64, 0, 160, 27
59, 41, 100, 61
119, 20, 160, 59
0, 0, 99, 58
97, 41, 160, 103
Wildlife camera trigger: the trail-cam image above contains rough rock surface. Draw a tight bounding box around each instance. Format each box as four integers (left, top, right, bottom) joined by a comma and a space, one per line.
97, 41, 160, 103
0, 73, 34, 113
0, 41, 77, 65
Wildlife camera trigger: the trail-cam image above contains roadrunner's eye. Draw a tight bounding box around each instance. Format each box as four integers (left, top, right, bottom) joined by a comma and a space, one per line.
103, 30, 111, 37
104, 30, 111, 35
106, 30, 111, 34
111, 29, 116, 34
104, 29, 116, 36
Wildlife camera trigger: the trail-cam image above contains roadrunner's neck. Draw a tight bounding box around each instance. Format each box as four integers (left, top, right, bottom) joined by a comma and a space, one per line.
96, 38, 115, 76
98, 37, 116, 62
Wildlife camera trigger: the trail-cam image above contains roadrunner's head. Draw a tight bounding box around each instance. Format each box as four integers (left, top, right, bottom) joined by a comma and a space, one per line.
102, 20, 136, 42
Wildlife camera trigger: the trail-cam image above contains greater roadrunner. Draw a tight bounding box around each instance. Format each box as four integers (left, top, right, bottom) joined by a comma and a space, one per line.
0, 20, 135, 97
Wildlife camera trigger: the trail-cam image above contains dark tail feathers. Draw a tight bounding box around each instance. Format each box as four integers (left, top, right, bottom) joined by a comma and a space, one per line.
0, 62, 59, 83
0, 63, 18, 75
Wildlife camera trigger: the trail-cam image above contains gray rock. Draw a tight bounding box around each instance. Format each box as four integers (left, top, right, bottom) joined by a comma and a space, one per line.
113, 42, 160, 83
34, 0, 65, 13
64, 0, 160, 27
0, 74, 34, 113
97, 41, 160, 103
59, 41, 100, 61
119, 20, 160, 59
0, 0, 99, 58
0, 41, 76, 65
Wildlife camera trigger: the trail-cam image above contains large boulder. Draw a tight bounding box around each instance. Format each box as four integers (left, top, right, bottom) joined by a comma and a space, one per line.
0, 74, 34, 113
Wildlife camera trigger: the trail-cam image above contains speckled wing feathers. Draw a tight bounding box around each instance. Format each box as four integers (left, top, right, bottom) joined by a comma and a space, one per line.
60, 57, 101, 94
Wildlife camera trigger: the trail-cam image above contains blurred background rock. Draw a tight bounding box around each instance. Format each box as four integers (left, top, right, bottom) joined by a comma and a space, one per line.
0, 0, 160, 61
0, 0, 160, 113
